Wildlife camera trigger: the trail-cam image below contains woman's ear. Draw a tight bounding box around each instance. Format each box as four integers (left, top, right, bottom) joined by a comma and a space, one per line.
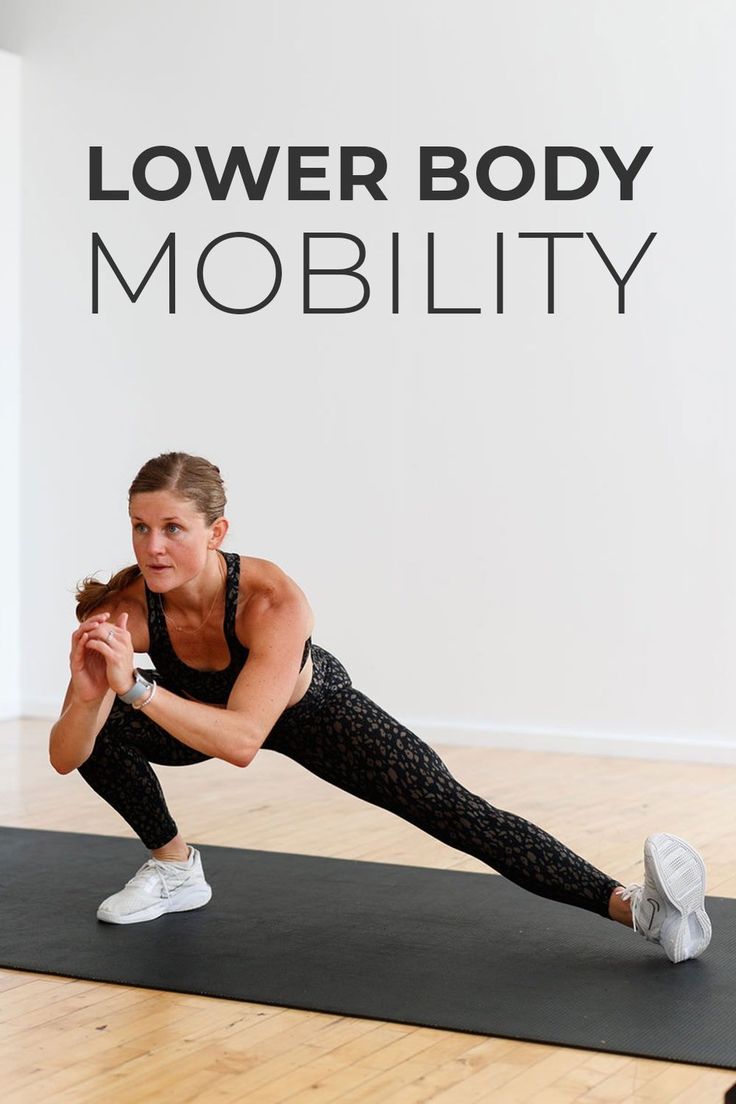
209, 516, 229, 549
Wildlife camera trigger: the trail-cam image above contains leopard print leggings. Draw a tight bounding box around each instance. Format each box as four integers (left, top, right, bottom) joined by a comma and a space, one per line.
78, 644, 620, 918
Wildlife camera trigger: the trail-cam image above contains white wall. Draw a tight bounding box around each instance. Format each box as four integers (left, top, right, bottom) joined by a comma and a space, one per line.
2, 1, 736, 762
0, 49, 20, 720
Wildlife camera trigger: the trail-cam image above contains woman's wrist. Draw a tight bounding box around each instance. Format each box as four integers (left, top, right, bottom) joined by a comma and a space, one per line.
132, 680, 157, 710
71, 686, 109, 709
117, 669, 153, 704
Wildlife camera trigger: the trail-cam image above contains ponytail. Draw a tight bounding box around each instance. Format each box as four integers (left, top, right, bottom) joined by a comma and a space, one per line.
75, 564, 141, 621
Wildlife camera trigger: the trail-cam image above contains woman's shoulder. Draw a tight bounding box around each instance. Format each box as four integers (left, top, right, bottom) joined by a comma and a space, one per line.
237, 554, 304, 601
83, 573, 150, 651
235, 555, 314, 629
83, 573, 148, 626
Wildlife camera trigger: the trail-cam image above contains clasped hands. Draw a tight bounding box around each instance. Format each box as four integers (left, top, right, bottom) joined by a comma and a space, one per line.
70, 611, 136, 701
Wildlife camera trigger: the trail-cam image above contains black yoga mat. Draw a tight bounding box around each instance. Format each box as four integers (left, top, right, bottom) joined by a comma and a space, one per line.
0, 827, 734, 1069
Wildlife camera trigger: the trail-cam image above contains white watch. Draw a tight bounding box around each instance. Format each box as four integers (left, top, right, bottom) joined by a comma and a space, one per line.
118, 669, 153, 706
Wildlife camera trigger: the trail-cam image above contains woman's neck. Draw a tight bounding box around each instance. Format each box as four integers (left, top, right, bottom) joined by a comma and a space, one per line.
162, 551, 226, 632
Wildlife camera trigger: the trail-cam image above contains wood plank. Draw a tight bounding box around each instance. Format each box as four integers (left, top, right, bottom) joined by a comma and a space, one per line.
1, 718, 734, 1104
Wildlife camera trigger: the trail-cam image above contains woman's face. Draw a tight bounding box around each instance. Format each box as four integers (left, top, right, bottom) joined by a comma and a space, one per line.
129, 490, 215, 591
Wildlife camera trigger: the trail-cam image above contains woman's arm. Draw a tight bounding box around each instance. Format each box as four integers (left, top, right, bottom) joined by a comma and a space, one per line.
81, 586, 313, 768
50, 686, 116, 774
49, 612, 119, 774
50, 597, 149, 775
125, 686, 256, 766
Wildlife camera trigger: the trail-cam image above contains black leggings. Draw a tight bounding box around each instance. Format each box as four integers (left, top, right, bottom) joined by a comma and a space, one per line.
78, 644, 620, 918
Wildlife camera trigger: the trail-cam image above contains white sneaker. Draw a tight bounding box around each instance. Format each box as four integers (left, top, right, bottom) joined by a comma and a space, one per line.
619, 833, 712, 964
97, 847, 212, 925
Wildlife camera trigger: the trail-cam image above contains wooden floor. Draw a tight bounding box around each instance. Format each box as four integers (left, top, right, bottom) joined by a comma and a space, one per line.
1, 718, 734, 1103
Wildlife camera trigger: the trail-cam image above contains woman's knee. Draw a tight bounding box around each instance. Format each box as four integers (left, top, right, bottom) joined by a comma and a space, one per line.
76, 725, 120, 778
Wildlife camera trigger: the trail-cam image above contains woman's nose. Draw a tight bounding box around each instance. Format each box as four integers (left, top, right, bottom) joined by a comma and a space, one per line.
147, 531, 167, 555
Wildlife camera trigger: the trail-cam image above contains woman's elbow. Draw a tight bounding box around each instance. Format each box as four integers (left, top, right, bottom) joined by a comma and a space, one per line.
49, 749, 77, 775
228, 744, 256, 769
222, 716, 261, 768
49, 730, 81, 775
49, 731, 65, 774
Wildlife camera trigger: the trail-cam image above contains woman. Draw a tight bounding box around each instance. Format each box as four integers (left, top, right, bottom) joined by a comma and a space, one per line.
50, 453, 711, 963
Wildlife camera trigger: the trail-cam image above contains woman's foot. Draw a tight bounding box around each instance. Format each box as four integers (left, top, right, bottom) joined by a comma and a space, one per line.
616, 833, 711, 964
96, 846, 212, 924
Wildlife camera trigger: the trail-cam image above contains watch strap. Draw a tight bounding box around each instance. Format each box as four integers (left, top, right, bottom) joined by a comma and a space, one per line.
118, 669, 153, 705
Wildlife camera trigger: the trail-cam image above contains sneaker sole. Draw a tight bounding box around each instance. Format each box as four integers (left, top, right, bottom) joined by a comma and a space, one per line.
645, 833, 711, 963
97, 882, 213, 925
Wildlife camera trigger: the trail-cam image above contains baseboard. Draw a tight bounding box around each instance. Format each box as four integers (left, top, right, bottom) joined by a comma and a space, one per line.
19, 699, 59, 721
18, 698, 736, 766
412, 718, 736, 765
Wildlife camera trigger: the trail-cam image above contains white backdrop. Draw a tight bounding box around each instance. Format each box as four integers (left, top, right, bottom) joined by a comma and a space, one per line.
0, 50, 20, 719
1, 1, 735, 761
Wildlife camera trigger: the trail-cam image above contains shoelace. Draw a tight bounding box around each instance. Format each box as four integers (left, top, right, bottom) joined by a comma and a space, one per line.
617, 883, 644, 932
125, 858, 187, 899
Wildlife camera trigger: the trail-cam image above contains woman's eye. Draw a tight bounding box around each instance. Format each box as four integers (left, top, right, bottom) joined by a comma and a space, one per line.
134, 524, 147, 534
167, 524, 181, 534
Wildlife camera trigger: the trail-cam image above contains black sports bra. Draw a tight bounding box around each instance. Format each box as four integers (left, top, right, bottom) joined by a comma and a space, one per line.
145, 550, 311, 705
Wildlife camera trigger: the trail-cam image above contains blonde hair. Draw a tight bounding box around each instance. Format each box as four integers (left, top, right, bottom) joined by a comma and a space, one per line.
75, 452, 226, 620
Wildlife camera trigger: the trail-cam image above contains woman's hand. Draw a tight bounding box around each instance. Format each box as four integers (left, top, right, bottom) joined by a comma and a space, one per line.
82, 611, 136, 696
69, 613, 116, 702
